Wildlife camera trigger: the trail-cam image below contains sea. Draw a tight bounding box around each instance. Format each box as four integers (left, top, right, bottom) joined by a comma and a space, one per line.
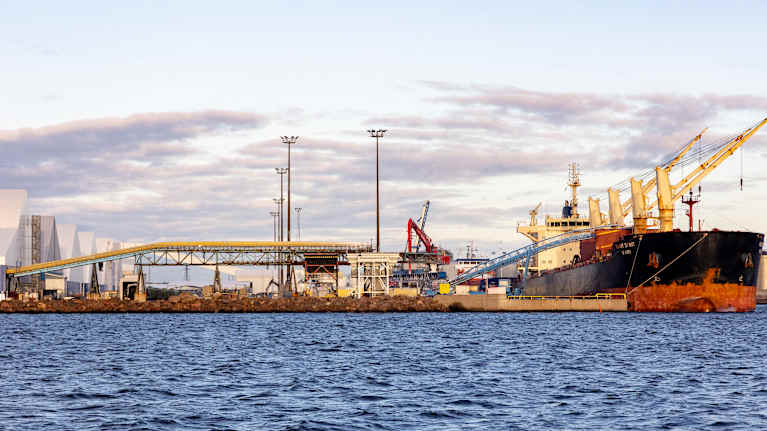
1, 307, 766, 430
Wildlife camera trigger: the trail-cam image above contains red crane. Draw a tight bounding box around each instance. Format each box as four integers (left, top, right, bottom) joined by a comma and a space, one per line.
407, 218, 450, 264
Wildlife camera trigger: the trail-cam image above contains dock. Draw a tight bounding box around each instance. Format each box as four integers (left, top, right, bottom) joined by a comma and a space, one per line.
434, 293, 628, 312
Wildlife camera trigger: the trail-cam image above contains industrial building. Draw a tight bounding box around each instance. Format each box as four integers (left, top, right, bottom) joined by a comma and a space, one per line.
0, 189, 131, 298
5, 214, 63, 297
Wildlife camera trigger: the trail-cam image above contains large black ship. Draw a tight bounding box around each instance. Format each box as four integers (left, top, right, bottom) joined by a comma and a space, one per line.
515, 118, 767, 312
523, 229, 763, 312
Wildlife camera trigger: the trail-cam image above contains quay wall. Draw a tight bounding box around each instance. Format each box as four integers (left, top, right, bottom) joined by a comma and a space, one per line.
434, 294, 628, 312
0, 293, 628, 313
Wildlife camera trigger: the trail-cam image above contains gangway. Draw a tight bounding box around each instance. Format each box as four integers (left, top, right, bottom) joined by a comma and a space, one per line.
449, 226, 619, 290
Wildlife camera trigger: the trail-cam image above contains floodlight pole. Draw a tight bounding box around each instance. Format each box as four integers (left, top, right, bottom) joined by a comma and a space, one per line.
269, 210, 279, 283
281, 136, 299, 242
269, 211, 279, 242
368, 129, 387, 252
295, 207, 302, 240
275, 169, 288, 242
273, 191, 285, 292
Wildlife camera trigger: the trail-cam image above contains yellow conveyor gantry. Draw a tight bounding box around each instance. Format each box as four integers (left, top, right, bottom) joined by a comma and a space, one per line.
5, 241, 373, 278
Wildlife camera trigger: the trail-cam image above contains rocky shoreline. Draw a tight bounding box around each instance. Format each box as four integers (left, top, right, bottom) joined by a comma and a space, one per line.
0, 294, 448, 313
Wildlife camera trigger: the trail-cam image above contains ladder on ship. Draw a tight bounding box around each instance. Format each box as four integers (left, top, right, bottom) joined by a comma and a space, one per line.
448, 226, 619, 293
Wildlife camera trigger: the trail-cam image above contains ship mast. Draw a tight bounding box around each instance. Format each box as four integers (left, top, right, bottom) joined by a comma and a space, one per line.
681, 189, 700, 232
568, 162, 581, 218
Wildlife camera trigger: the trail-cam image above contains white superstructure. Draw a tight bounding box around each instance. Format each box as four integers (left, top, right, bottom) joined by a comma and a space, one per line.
516, 164, 593, 274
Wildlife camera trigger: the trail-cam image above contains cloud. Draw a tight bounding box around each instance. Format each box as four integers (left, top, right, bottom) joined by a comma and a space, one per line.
0, 111, 269, 197
425, 83, 630, 124
2, 86, 766, 257
0, 110, 267, 161
406, 82, 767, 170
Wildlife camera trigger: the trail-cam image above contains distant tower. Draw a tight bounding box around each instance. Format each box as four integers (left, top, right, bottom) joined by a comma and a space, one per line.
568, 162, 581, 218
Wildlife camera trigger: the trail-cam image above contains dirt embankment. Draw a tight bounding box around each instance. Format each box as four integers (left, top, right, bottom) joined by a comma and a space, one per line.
0, 295, 447, 313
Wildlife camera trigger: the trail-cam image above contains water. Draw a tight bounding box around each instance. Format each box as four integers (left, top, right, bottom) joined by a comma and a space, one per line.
1, 307, 766, 430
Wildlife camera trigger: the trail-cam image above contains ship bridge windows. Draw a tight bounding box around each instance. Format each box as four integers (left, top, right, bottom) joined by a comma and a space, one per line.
547, 220, 589, 227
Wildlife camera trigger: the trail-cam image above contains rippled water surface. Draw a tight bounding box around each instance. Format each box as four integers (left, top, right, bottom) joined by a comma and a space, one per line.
1, 307, 766, 430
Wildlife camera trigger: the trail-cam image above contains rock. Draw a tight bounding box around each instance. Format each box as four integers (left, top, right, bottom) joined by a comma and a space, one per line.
0, 295, 447, 313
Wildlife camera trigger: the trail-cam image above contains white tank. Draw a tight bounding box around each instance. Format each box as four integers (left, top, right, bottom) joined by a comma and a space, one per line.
757, 254, 767, 302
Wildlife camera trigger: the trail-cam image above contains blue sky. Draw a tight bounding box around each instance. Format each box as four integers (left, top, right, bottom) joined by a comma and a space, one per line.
5, 1, 767, 126
2, 1, 767, 258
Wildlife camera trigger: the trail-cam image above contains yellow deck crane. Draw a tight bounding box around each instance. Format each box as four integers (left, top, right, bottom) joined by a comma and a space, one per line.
529, 202, 542, 226
606, 127, 708, 229
653, 117, 767, 232
603, 117, 767, 233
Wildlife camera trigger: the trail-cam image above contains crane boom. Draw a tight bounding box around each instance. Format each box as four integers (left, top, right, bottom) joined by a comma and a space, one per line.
414, 200, 430, 252
529, 202, 542, 226
655, 117, 767, 231
671, 118, 766, 202
619, 128, 708, 218
408, 218, 434, 253
668, 127, 708, 171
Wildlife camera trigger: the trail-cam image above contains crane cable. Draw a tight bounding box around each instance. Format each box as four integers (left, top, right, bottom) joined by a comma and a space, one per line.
605, 119, 762, 198
740, 146, 744, 191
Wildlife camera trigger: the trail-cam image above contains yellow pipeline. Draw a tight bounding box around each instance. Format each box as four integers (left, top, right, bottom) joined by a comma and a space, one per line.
5, 241, 370, 275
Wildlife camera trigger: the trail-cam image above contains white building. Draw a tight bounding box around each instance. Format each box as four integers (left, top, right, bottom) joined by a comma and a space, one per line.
96, 238, 122, 291
6, 215, 62, 267
236, 270, 279, 295
4, 215, 62, 294
119, 241, 141, 277
78, 231, 97, 285
0, 189, 28, 266
56, 224, 84, 281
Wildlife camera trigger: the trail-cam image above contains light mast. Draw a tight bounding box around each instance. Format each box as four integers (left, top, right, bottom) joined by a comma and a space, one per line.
568, 162, 581, 218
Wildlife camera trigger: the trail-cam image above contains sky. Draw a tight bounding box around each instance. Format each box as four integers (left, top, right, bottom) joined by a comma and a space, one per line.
2, 1, 767, 261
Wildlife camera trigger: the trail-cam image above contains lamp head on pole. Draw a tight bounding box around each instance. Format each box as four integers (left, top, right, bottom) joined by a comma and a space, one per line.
275, 167, 288, 174
367, 129, 387, 138
281, 136, 299, 145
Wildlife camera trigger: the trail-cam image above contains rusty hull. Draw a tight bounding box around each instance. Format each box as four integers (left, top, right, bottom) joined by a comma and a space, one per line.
627, 269, 756, 312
